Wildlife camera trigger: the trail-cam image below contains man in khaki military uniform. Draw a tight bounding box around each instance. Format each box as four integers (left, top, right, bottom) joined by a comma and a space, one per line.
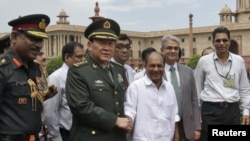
65, 18, 132, 141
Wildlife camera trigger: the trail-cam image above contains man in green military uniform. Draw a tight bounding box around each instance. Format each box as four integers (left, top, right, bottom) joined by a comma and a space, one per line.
66, 18, 132, 141
0, 14, 54, 141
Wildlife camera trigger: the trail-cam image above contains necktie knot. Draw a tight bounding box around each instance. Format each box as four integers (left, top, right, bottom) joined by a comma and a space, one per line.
169, 66, 175, 72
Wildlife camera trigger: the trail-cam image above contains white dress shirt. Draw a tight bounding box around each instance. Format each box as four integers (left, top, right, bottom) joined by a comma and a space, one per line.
194, 52, 250, 115
134, 69, 145, 80
44, 63, 72, 141
125, 75, 179, 141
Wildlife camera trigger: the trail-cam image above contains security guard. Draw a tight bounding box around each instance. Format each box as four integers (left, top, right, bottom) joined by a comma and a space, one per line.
0, 34, 10, 54
65, 19, 132, 141
0, 14, 50, 141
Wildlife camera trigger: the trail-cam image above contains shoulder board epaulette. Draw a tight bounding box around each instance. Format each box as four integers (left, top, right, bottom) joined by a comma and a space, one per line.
110, 61, 123, 68
73, 61, 88, 68
0, 56, 9, 67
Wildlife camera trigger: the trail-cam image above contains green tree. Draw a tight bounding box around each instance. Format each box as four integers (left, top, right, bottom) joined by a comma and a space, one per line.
187, 54, 201, 69
46, 56, 63, 75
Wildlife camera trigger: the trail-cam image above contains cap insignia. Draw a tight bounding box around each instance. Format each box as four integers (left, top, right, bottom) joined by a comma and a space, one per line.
39, 19, 46, 30
103, 21, 111, 29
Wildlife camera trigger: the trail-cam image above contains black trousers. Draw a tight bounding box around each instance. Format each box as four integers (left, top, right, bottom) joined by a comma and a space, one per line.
200, 101, 240, 141
59, 128, 70, 141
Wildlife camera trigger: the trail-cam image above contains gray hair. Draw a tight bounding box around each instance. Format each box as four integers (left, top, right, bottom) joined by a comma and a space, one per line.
161, 35, 180, 48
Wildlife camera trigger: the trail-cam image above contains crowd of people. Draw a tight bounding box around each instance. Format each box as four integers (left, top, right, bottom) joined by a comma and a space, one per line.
0, 13, 250, 141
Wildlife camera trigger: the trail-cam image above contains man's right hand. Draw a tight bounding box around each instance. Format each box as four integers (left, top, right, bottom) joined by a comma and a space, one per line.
115, 117, 133, 133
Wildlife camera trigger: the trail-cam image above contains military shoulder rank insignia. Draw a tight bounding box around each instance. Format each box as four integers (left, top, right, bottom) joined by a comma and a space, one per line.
110, 61, 123, 68
0, 57, 9, 66
73, 61, 87, 67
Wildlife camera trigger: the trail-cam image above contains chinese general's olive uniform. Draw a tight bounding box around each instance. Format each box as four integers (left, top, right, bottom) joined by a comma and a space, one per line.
66, 56, 127, 141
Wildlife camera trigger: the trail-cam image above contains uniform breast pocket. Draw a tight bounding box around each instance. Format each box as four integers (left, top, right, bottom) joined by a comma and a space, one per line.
11, 82, 31, 109
92, 83, 109, 93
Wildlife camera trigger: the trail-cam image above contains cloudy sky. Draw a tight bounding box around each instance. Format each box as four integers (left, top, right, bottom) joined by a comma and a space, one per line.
0, 0, 235, 33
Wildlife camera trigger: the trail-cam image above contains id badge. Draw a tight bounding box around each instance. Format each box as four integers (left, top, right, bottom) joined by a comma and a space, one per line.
223, 79, 234, 87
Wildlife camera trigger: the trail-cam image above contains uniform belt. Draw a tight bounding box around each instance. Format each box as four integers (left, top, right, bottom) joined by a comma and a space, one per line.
0, 134, 31, 141
203, 101, 237, 108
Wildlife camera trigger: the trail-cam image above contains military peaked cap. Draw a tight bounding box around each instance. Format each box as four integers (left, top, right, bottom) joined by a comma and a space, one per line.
84, 18, 120, 40
8, 14, 50, 39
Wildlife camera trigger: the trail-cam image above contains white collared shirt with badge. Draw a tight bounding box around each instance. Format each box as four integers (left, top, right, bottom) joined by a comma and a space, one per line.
194, 52, 250, 115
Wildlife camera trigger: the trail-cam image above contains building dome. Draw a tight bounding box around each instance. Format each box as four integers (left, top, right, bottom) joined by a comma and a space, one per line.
220, 5, 233, 14
58, 9, 68, 17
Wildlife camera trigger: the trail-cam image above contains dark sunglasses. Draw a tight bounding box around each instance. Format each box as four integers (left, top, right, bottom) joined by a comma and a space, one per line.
215, 39, 229, 43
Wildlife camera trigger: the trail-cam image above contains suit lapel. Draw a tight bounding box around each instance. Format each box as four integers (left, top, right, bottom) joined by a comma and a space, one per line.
89, 57, 114, 87
96, 67, 114, 87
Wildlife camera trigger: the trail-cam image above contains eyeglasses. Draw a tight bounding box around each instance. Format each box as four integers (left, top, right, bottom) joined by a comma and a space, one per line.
214, 39, 229, 43
163, 46, 179, 51
116, 44, 131, 50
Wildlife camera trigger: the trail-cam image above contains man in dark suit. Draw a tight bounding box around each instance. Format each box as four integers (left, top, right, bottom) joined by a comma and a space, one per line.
161, 35, 201, 141
65, 18, 132, 141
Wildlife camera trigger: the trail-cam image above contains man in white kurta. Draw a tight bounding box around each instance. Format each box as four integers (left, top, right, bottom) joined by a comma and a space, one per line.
125, 52, 179, 141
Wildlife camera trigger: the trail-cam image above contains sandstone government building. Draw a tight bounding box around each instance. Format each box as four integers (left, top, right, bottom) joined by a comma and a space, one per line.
1, 0, 250, 70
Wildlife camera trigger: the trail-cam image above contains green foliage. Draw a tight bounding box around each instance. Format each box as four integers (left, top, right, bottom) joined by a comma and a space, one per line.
187, 54, 201, 69
46, 56, 63, 75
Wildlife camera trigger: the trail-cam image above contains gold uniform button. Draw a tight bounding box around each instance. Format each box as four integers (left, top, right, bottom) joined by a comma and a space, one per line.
91, 130, 96, 135
114, 91, 118, 95
116, 102, 119, 105
117, 112, 120, 116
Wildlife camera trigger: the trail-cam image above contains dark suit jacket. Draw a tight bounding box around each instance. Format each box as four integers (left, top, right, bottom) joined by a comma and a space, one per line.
65, 57, 127, 141
177, 63, 201, 140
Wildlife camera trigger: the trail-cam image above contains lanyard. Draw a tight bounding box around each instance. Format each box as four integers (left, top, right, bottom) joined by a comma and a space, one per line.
213, 53, 232, 79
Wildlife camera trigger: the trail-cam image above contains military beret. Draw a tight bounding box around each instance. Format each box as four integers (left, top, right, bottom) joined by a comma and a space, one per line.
0, 34, 10, 54
84, 18, 120, 40
8, 14, 50, 39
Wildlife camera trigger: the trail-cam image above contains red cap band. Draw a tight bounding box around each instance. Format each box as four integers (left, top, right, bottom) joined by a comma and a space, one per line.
12, 24, 42, 31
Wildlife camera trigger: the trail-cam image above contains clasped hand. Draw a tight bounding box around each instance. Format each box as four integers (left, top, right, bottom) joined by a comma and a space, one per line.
115, 116, 133, 133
